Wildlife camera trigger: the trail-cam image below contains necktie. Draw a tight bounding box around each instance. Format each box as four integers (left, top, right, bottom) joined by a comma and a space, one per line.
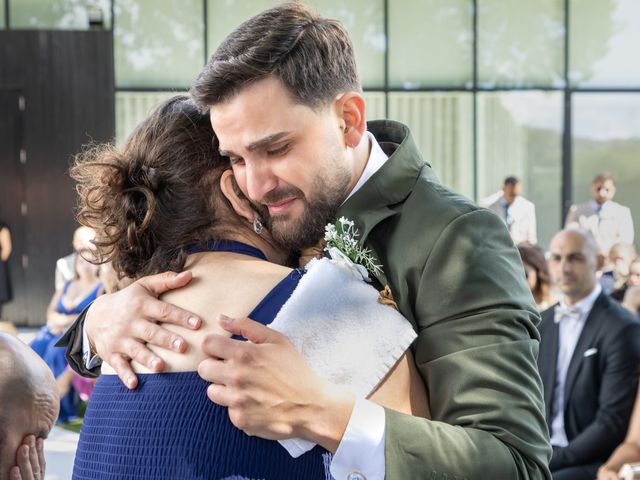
503, 204, 512, 231
554, 305, 581, 324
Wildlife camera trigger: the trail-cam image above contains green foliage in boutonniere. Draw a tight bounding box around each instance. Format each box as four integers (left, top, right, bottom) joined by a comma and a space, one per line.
324, 217, 383, 282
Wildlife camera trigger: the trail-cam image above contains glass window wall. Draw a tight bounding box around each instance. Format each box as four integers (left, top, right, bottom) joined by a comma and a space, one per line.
9, 0, 111, 29
388, 0, 472, 89
571, 93, 640, 244
207, 0, 384, 88
477, 0, 565, 88
114, 0, 204, 88
569, 0, 640, 87
477, 92, 563, 248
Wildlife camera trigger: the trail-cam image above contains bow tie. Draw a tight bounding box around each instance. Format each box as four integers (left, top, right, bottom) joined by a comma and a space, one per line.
554, 305, 582, 324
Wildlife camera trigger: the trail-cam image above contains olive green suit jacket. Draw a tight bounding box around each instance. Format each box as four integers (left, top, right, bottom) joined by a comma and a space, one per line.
337, 120, 552, 479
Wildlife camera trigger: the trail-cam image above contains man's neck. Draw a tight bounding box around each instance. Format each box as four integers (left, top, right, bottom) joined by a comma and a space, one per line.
563, 283, 598, 306
346, 135, 372, 194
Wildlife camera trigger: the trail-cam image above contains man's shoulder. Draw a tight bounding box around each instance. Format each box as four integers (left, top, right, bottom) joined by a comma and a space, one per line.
595, 293, 639, 328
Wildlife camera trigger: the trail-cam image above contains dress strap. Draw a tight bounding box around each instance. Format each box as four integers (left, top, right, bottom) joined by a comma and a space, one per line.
186, 240, 267, 261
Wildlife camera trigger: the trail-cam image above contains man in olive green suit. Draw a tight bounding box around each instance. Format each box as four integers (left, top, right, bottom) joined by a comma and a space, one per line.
61, 3, 551, 479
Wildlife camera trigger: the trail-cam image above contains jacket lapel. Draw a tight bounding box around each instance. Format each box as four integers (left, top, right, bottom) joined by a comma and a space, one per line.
539, 308, 559, 422
563, 293, 607, 409
337, 120, 431, 287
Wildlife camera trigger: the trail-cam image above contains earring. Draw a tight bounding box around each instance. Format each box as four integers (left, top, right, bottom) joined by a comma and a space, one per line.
253, 215, 263, 235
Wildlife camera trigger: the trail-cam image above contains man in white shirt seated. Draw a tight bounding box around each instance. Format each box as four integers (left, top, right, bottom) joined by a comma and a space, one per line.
482, 176, 538, 245
54, 226, 95, 292
537, 228, 640, 480
565, 172, 635, 257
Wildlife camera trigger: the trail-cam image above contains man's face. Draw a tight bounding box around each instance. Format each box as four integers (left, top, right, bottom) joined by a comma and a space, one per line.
503, 183, 521, 205
629, 262, 640, 287
210, 77, 354, 250
548, 231, 599, 302
591, 179, 616, 204
0, 393, 58, 479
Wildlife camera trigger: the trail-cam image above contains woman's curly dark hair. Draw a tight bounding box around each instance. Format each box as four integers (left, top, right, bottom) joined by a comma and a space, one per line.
71, 95, 240, 279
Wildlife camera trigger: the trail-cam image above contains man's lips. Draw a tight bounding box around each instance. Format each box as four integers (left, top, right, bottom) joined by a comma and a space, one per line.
265, 197, 297, 215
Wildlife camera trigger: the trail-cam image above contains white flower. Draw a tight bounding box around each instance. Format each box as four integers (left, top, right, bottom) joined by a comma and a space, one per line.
326, 246, 370, 282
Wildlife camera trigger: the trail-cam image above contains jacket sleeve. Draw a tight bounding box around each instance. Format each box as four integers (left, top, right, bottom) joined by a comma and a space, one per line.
384, 209, 552, 479
55, 305, 102, 378
549, 320, 640, 471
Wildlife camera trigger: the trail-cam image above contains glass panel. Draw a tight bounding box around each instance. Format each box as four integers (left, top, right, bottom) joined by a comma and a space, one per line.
388, 92, 474, 199
115, 91, 185, 145
477, 0, 565, 88
571, 93, 640, 250
206, 0, 384, 88
115, 0, 204, 88
569, 0, 640, 87
9, 0, 111, 29
388, 0, 472, 89
0, 0, 5, 28
477, 92, 563, 249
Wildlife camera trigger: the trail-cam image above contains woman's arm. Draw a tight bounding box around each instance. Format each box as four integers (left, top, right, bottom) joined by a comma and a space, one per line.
46, 289, 76, 335
368, 350, 429, 418
597, 386, 640, 478
0, 226, 12, 261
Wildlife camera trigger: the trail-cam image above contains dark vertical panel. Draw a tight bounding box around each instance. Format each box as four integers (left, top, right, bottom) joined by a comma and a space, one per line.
0, 89, 26, 322
0, 30, 114, 326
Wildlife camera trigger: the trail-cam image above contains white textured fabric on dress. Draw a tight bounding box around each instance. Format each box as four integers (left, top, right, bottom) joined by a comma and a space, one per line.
269, 257, 417, 458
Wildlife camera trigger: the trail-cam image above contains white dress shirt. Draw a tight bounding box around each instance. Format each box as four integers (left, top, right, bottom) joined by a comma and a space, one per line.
83, 130, 390, 480
549, 283, 602, 447
484, 193, 537, 245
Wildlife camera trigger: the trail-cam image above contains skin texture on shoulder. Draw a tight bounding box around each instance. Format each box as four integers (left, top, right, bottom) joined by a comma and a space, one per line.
101, 251, 294, 374
0, 333, 59, 480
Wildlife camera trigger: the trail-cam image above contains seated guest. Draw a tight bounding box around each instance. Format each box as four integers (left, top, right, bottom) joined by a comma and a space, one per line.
518, 242, 554, 310
31, 250, 102, 421
612, 256, 640, 303
602, 244, 637, 296
538, 228, 640, 480
622, 286, 640, 318
0, 333, 59, 480
54, 226, 95, 291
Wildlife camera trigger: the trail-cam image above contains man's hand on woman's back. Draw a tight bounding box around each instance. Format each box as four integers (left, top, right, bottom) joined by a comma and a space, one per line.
85, 270, 202, 388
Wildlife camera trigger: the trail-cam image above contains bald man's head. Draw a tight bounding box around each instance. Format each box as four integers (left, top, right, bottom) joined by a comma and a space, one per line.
548, 228, 602, 304
0, 334, 59, 479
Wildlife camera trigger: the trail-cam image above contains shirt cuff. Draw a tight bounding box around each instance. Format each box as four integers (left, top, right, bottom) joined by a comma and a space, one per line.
82, 323, 101, 370
330, 398, 386, 480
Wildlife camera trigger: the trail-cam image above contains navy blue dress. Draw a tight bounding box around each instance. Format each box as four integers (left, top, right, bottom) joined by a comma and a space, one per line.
72, 241, 334, 480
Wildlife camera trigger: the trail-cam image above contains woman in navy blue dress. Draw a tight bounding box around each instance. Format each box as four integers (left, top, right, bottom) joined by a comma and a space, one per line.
70, 96, 426, 480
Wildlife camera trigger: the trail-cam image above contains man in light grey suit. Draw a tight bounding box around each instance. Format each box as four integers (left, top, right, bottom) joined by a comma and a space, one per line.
565, 172, 634, 256
482, 176, 537, 245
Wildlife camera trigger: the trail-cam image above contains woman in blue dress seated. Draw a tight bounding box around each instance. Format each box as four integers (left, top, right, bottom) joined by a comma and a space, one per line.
30, 250, 102, 422
70, 95, 427, 480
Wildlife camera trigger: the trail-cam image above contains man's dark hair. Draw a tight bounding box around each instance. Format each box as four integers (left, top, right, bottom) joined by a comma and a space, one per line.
504, 176, 520, 187
190, 2, 361, 111
592, 172, 616, 185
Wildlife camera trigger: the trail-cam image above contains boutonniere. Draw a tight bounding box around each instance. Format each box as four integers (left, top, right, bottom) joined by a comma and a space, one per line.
323, 217, 383, 283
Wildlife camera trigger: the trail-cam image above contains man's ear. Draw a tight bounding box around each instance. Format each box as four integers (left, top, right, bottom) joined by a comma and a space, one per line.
335, 91, 366, 148
220, 170, 254, 223
596, 253, 606, 272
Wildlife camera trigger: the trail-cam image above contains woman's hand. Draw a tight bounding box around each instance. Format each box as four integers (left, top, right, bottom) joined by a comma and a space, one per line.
85, 271, 202, 388
8, 436, 45, 480
596, 465, 621, 480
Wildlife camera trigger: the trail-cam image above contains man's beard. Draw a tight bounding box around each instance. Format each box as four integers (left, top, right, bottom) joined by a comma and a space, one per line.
254, 174, 351, 251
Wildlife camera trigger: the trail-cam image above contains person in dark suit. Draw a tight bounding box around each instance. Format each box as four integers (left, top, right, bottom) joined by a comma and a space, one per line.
538, 228, 640, 480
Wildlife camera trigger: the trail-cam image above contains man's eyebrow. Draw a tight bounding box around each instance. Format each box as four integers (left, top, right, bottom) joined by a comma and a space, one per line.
219, 132, 292, 157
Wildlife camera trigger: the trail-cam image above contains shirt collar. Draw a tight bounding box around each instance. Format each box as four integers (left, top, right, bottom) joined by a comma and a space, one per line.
342, 131, 388, 204
558, 283, 602, 317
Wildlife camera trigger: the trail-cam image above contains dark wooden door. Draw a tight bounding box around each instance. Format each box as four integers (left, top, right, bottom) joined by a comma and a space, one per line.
0, 88, 27, 322
0, 31, 114, 326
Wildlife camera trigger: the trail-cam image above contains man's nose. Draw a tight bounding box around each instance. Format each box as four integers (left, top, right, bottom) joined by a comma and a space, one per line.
245, 161, 278, 203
